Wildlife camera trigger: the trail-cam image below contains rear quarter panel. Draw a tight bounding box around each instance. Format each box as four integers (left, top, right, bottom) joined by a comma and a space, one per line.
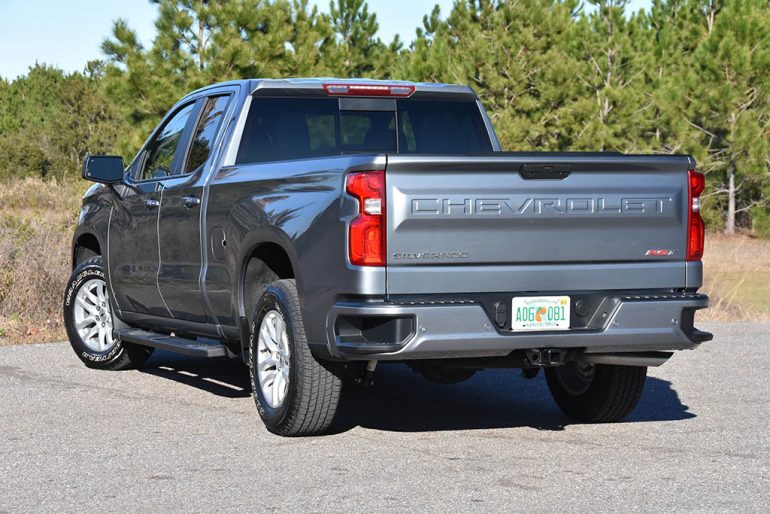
204, 154, 387, 344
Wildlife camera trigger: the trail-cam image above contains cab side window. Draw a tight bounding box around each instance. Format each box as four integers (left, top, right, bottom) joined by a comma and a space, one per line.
137, 102, 195, 181
184, 95, 230, 173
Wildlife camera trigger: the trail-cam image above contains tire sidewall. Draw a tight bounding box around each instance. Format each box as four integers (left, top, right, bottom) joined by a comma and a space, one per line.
546, 363, 646, 422
63, 258, 126, 365
546, 363, 607, 417
249, 285, 298, 427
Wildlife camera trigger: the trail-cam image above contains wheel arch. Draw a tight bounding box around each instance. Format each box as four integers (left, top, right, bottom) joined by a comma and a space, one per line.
238, 232, 300, 324
72, 232, 102, 269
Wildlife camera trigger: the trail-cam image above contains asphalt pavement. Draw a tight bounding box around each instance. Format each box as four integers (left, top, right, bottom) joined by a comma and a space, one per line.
1, 323, 768, 512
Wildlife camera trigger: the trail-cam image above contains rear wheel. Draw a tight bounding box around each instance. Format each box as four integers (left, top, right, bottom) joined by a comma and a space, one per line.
63, 257, 153, 370
249, 279, 342, 436
545, 362, 647, 422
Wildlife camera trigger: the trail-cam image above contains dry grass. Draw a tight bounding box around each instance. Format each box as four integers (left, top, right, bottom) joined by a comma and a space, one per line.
0, 177, 767, 345
0, 178, 86, 345
700, 234, 770, 322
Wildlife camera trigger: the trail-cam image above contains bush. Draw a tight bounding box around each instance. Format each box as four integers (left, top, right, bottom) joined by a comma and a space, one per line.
0, 65, 120, 182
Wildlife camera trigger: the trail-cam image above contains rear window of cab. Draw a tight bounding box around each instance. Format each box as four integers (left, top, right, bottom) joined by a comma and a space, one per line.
235, 97, 492, 165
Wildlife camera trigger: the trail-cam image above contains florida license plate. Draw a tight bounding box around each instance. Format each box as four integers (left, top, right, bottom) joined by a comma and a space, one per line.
511, 296, 570, 331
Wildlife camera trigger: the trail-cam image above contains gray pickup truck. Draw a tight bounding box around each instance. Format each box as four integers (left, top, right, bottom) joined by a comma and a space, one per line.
64, 78, 711, 436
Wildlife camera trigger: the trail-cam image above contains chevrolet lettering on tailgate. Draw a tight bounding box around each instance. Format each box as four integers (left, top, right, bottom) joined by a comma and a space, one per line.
409, 196, 673, 217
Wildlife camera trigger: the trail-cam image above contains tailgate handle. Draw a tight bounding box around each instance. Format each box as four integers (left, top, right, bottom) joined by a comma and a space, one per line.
520, 164, 571, 180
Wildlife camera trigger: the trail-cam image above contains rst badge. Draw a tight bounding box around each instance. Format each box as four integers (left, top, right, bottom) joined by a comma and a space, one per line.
645, 249, 676, 256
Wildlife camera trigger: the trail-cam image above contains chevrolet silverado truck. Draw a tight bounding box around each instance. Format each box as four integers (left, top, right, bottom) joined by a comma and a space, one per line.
64, 78, 712, 436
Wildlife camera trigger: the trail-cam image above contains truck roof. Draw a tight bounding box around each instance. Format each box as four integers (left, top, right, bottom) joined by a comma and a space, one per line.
185, 78, 478, 100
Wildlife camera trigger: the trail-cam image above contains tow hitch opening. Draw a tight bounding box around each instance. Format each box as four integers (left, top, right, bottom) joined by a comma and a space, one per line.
525, 348, 566, 367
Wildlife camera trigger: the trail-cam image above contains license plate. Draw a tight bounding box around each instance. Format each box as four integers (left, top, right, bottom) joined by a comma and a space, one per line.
511, 296, 570, 331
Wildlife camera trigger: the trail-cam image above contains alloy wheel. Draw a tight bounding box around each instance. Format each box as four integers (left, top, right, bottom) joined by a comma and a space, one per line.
73, 278, 115, 352
256, 310, 291, 408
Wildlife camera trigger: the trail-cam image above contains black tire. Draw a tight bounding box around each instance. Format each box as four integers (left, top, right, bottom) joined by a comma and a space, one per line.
249, 279, 342, 436
545, 362, 647, 422
63, 256, 153, 370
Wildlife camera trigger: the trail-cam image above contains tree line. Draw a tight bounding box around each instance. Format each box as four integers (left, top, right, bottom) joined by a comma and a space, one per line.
0, 0, 768, 236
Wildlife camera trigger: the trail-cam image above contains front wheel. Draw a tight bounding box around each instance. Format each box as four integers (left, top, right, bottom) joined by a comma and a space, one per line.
63, 257, 153, 370
545, 362, 647, 422
249, 279, 342, 436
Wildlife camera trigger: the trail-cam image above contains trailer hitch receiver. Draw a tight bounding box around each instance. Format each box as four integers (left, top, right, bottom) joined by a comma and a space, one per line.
525, 348, 566, 367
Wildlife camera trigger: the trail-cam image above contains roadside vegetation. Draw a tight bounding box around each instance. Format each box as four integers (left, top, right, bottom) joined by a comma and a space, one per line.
1, 0, 769, 344
701, 235, 770, 321
0, 179, 86, 344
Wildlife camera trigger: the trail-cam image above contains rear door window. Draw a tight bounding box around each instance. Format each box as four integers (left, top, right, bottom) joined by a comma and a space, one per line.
184, 95, 230, 173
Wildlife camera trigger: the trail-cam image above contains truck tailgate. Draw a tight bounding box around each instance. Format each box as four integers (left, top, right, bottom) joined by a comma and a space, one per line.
385, 153, 695, 294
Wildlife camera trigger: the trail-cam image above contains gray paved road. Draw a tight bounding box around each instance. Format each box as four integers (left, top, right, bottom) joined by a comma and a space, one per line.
1, 323, 768, 513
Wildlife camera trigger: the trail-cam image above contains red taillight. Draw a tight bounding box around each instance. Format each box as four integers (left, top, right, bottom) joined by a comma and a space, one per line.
687, 169, 706, 261
323, 83, 415, 98
346, 170, 385, 266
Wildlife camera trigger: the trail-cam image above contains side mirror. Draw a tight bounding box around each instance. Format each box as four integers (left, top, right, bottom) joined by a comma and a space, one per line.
82, 155, 125, 184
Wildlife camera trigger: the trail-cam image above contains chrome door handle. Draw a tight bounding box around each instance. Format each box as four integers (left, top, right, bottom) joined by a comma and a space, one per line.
144, 199, 160, 209
183, 195, 201, 208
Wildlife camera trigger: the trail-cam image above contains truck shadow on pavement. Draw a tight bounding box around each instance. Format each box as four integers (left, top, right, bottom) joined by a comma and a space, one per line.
140, 352, 695, 433
332, 363, 695, 433
140, 351, 252, 399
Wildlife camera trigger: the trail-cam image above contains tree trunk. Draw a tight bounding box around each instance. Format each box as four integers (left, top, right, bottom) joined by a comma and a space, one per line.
198, 17, 205, 71
726, 160, 736, 234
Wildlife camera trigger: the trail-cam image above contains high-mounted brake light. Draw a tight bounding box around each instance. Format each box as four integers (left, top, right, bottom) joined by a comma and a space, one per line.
687, 169, 706, 261
346, 171, 386, 266
323, 83, 415, 98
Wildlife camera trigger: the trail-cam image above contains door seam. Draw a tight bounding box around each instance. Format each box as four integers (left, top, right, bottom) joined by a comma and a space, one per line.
156, 185, 175, 318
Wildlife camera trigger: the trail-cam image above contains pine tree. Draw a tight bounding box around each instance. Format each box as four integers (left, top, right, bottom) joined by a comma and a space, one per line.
286, 0, 335, 76
685, 0, 770, 234
567, 1, 653, 151
393, 4, 452, 83
642, 1, 717, 226
327, 0, 389, 77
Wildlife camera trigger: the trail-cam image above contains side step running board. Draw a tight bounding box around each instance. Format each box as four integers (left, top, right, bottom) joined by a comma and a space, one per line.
116, 328, 229, 358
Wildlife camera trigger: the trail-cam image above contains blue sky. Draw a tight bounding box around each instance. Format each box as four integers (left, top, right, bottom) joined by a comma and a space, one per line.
0, 0, 653, 80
